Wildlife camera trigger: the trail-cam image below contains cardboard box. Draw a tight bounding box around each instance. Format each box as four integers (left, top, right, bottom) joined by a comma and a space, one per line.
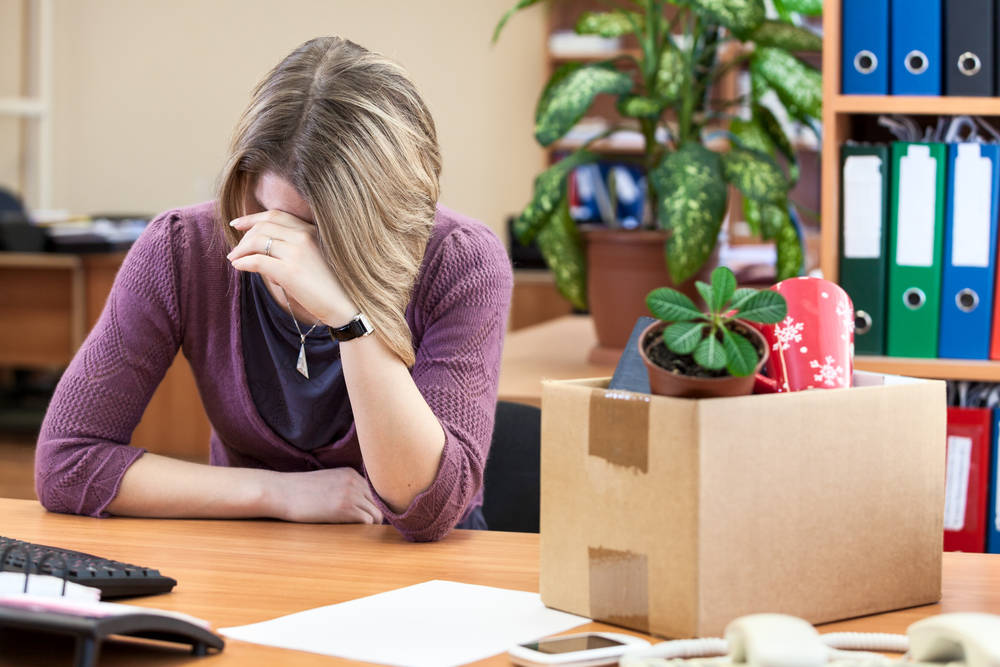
539, 372, 946, 638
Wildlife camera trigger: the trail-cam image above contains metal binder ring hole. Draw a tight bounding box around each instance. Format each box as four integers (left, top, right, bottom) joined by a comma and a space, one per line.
958, 52, 982, 76
905, 50, 929, 75
854, 310, 873, 335
957, 288, 980, 312
903, 287, 926, 310
854, 50, 878, 75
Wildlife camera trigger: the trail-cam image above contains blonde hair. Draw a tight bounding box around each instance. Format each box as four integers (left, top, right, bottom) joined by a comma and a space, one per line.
217, 36, 441, 367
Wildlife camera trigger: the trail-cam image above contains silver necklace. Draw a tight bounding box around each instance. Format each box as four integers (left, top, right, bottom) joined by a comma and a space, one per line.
277, 285, 322, 379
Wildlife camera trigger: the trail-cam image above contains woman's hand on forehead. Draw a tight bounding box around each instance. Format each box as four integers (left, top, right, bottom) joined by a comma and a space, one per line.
226, 209, 358, 328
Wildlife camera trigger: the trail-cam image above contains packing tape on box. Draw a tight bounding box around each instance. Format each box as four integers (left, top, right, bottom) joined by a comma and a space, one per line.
588, 546, 650, 632
588, 389, 651, 473
587, 390, 652, 631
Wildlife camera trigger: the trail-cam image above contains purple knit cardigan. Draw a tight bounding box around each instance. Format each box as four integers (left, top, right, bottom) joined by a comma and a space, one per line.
34, 201, 513, 542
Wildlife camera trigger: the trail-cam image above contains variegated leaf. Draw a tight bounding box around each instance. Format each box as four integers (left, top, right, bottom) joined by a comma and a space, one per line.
654, 46, 685, 103
775, 213, 804, 280
536, 197, 588, 310
776, 0, 823, 16
493, 0, 545, 43
535, 64, 634, 146
721, 326, 759, 377
722, 147, 789, 204
749, 20, 822, 52
514, 150, 597, 243
754, 103, 799, 183
758, 201, 788, 240
575, 10, 643, 38
743, 198, 763, 237
729, 117, 775, 155
751, 47, 822, 120
688, 0, 765, 35
618, 95, 664, 118
650, 143, 728, 284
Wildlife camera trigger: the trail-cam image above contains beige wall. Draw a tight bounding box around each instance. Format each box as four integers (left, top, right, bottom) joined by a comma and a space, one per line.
4, 0, 547, 237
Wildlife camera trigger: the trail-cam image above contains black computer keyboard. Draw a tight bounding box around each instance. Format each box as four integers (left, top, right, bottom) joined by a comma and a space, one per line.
0, 535, 177, 599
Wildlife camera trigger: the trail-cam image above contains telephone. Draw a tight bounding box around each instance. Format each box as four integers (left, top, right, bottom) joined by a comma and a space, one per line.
617, 613, 1000, 667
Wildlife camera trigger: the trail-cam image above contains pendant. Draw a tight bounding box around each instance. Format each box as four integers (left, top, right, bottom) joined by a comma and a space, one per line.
296, 343, 309, 379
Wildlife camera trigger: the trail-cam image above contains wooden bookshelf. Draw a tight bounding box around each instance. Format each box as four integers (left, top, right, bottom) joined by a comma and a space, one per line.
820, 0, 1000, 381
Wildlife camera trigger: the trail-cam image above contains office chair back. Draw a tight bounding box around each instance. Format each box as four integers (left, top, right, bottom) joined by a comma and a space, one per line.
482, 401, 541, 533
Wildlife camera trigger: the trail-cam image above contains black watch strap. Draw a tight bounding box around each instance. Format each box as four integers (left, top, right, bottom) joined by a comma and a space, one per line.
329, 313, 375, 342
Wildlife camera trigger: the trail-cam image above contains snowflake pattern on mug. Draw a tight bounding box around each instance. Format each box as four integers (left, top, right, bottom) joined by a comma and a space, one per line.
835, 299, 855, 342
771, 316, 805, 351
810, 355, 845, 386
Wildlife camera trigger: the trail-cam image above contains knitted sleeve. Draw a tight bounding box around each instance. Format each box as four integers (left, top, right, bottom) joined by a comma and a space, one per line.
34, 211, 187, 517
371, 224, 513, 541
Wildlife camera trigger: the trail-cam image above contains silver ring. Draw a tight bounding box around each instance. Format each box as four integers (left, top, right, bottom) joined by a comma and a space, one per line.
264, 237, 273, 257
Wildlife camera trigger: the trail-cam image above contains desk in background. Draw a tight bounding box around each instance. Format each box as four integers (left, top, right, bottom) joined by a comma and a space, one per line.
0, 252, 210, 461
498, 315, 615, 407
2, 497, 1000, 666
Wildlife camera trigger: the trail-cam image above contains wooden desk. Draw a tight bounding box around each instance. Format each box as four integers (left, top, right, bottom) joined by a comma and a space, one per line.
3, 498, 1000, 666
0, 252, 210, 462
499, 315, 615, 407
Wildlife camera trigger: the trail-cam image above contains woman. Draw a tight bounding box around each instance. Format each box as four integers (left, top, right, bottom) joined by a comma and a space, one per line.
34, 36, 512, 542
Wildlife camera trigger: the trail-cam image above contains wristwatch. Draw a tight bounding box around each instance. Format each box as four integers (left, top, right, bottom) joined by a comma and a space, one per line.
329, 312, 375, 342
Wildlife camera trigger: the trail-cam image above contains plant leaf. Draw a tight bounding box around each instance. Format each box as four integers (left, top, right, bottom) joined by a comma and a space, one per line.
729, 117, 775, 156
758, 201, 787, 239
749, 20, 822, 52
777, 0, 823, 15
729, 287, 758, 311
754, 103, 799, 183
654, 46, 686, 103
695, 280, 714, 311
492, 0, 544, 43
646, 287, 703, 322
535, 64, 634, 146
535, 197, 588, 310
514, 149, 597, 244
664, 321, 706, 355
722, 146, 789, 204
751, 47, 822, 120
734, 290, 788, 323
710, 266, 736, 312
688, 0, 765, 35
776, 213, 804, 280
618, 95, 665, 119
721, 327, 760, 377
575, 10, 644, 38
650, 143, 728, 284
694, 332, 727, 370
743, 198, 763, 236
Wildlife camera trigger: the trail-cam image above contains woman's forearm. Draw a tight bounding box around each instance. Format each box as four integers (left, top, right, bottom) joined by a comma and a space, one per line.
107, 452, 279, 518
340, 332, 446, 514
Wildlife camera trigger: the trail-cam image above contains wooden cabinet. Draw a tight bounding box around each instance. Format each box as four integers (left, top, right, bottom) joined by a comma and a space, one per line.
0, 252, 211, 461
820, 2, 1000, 381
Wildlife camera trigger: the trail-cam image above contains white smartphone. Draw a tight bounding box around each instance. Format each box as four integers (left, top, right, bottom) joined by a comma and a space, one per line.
508, 631, 650, 667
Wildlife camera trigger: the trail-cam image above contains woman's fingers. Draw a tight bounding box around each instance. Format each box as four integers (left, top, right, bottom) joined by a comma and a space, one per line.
230, 209, 316, 233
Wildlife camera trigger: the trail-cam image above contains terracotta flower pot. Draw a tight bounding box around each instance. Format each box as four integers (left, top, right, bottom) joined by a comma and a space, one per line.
638, 320, 770, 399
582, 226, 716, 359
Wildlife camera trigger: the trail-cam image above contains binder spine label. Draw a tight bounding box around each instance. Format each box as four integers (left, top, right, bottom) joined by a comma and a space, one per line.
843, 155, 884, 258
952, 144, 993, 267
896, 146, 938, 267
944, 435, 972, 531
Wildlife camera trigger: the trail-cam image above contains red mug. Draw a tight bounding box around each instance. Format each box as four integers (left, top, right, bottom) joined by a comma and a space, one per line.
754, 277, 855, 393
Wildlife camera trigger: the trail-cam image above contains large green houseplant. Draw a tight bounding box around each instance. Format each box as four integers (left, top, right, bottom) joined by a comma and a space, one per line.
494, 0, 822, 312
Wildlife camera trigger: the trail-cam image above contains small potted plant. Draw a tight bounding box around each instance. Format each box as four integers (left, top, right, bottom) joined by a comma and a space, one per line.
641, 266, 787, 398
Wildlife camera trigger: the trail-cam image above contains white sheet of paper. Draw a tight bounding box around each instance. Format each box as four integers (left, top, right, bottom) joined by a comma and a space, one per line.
218, 580, 590, 667
896, 144, 938, 267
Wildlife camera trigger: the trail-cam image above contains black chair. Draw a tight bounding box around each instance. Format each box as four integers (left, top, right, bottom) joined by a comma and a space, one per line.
482, 401, 542, 533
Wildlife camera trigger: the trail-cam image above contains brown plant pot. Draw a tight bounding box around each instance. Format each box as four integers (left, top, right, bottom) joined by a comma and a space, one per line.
583, 226, 716, 356
638, 320, 770, 399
